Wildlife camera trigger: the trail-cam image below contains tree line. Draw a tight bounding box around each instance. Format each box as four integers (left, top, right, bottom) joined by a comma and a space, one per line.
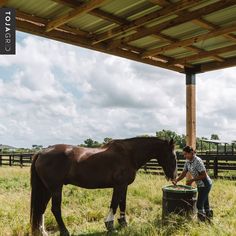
1, 130, 230, 153
79, 130, 221, 151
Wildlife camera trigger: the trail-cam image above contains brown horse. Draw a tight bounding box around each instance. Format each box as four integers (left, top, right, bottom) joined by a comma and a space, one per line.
30, 137, 177, 235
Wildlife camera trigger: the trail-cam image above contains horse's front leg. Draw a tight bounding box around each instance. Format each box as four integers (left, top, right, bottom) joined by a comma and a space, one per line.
118, 185, 128, 227
105, 186, 123, 231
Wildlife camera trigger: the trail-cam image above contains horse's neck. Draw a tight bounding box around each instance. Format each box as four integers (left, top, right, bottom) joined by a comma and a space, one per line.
130, 140, 162, 169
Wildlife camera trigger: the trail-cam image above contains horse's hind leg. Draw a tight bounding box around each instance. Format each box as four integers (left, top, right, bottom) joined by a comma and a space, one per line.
118, 185, 128, 227
40, 193, 51, 236
51, 187, 69, 236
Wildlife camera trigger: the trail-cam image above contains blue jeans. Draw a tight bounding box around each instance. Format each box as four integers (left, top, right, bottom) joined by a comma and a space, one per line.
197, 185, 212, 214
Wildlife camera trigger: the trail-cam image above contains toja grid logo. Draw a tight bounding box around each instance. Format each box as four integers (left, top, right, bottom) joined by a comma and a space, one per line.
0, 8, 15, 55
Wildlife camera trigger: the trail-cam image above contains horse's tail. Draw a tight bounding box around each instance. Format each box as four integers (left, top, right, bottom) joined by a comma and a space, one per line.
30, 152, 50, 234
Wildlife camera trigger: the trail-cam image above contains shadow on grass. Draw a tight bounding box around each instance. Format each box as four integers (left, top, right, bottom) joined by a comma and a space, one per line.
75, 232, 107, 236
73, 230, 119, 236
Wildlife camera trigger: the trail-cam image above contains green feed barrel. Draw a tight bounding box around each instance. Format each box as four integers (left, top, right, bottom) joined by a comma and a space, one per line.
162, 185, 197, 220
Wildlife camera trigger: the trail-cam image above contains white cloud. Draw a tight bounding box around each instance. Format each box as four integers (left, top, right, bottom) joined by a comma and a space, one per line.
0, 32, 235, 147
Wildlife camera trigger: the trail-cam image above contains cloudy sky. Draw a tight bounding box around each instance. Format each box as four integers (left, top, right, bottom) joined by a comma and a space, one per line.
0, 32, 236, 148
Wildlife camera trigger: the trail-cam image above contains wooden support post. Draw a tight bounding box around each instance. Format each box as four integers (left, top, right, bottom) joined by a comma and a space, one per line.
9, 155, 12, 166
186, 72, 196, 150
214, 156, 218, 178
20, 155, 23, 168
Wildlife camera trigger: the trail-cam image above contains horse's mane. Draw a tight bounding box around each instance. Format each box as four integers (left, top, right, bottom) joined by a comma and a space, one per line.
101, 137, 168, 149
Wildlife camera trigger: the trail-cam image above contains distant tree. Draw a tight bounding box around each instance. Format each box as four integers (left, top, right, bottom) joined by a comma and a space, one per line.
32, 145, 43, 148
103, 137, 113, 145
83, 139, 94, 147
196, 137, 208, 151
177, 134, 186, 149
156, 129, 178, 141
82, 138, 101, 148
201, 137, 208, 140
211, 134, 220, 140
156, 130, 186, 150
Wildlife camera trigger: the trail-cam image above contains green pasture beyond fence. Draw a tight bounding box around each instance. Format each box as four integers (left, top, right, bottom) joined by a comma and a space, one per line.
1, 152, 236, 179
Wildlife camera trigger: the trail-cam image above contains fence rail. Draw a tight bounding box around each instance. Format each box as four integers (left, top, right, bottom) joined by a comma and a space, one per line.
0, 153, 33, 167
1, 152, 236, 179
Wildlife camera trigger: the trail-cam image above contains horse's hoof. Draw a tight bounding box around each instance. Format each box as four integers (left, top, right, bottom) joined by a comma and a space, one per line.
105, 220, 114, 231
60, 229, 70, 236
118, 217, 127, 227
42, 231, 49, 236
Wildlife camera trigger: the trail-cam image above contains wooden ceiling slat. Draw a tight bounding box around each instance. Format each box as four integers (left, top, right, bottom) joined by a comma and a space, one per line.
171, 44, 236, 65
92, 0, 202, 44
149, 2, 225, 63
151, 33, 224, 64
16, 10, 92, 38
193, 18, 236, 44
52, 0, 129, 25
142, 23, 236, 57
46, 0, 106, 32
89, 8, 129, 25
107, 0, 236, 50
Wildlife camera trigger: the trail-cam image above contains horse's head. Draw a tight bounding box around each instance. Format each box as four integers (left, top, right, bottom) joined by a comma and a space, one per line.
157, 139, 177, 180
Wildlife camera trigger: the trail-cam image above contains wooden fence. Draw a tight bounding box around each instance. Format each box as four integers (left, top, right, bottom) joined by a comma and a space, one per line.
143, 152, 236, 179
0, 153, 33, 167
1, 152, 236, 179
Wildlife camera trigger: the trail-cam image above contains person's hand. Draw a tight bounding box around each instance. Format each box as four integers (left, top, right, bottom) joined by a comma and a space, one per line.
186, 179, 194, 185
172, 179, 177, 185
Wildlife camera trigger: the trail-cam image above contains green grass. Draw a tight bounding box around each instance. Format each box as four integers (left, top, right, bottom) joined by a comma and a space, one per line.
0, 167, 236, 236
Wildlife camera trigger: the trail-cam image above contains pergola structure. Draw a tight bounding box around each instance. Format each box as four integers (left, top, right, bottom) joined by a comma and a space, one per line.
3, 0, 236, 149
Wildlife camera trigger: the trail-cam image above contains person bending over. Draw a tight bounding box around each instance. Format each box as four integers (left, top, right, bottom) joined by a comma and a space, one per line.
172, 146, 213, 221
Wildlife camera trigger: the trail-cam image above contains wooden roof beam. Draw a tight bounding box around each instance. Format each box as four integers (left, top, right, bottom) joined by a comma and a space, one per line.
170, 44, 236, 65
16, 17, 183, 73
147, 0, 170, 7
199, 56, 236, 73
16, 10, 92, 38
152, 33, 224, 64
107, 0, 236, 50
46, 0, 106, 32
52, 0, 129, 25
142, 23, 236, 57
55, 0, 199, 66
89, 8, 129, 25
92, 0, 202, 44
149, 3, 224, 63
193, 18, 236, 43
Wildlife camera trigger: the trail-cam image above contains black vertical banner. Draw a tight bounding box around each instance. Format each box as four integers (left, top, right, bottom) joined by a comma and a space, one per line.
0, 8, 16, 55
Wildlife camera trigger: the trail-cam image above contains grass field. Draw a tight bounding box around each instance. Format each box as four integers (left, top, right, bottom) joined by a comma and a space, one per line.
0, 167, 236, 236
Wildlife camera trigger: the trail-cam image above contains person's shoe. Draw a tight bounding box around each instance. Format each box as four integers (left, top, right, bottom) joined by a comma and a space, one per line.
105, 220, 114, 231
206, 209, 213, 219
197, 212, 206, 222
118, 217, 127, 227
